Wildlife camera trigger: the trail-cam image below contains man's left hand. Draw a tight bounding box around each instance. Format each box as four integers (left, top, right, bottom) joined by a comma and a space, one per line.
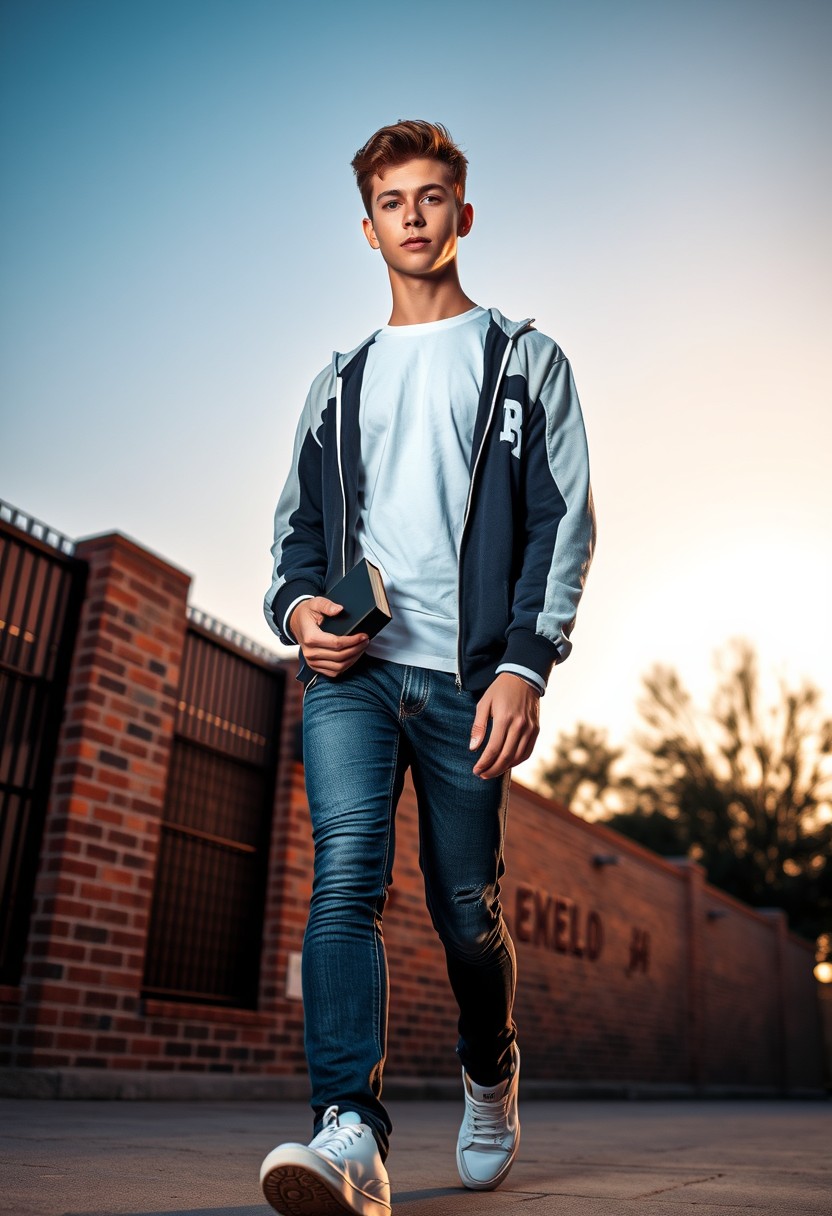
469, 672, 541, 780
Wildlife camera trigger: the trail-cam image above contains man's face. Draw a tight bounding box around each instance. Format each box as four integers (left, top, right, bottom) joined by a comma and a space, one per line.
362, 157, 473, 277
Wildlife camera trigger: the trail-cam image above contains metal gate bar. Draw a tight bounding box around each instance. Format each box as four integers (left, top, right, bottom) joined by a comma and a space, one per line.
0, 506, 86, 985
142, 619, 285, 1008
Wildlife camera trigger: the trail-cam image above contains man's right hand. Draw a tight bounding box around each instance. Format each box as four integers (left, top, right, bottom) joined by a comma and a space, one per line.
289, 597, 369, 677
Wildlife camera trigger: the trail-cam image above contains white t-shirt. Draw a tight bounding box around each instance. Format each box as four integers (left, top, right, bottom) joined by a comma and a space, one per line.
357, 306, 490, 672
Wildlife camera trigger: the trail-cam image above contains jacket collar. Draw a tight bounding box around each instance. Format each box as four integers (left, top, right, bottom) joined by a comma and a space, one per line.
330, 307, 535, 378
487, 307, 535, 340
332, 332, 380, 377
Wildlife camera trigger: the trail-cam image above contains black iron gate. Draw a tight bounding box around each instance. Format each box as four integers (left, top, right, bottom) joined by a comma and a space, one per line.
0, 502, 87, 985
142, 611, 285, 1008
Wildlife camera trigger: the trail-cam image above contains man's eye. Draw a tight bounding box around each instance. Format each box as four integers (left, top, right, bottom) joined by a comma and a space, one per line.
383, 200, 399, 210
422, 195, 440, 204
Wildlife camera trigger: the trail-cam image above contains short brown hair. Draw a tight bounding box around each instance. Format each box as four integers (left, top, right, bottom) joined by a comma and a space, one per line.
351, 120, 468, 217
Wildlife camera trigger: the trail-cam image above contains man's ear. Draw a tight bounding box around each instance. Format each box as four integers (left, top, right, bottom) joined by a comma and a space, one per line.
458, 202, 474, 238
362, 216, 380, 250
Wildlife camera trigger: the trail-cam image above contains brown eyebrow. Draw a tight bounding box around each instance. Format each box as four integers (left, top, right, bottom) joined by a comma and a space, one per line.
375, 183, 449, 203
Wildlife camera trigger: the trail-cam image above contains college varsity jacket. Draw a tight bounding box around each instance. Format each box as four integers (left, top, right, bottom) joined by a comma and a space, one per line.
264, 308, 596, 695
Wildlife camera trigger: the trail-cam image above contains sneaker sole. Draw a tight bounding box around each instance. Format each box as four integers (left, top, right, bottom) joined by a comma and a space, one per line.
261, 1150, 391, 1216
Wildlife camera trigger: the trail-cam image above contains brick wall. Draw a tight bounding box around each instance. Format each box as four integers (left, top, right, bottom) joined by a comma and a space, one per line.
382, 781, 822, 1090
3, 534, 189, 1068
0, 531, 311, 1077
0, 528, 824, 1091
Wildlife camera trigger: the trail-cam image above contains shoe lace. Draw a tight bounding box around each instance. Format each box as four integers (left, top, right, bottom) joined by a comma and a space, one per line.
315, 1105, 365, 1155
467, 1093, 511, 1146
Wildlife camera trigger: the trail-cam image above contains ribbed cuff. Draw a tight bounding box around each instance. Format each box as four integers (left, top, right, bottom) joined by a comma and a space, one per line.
500, 629, 562, 687
272, 578, 323, 644
282, 595, 314, 644
495, 663, 546, 695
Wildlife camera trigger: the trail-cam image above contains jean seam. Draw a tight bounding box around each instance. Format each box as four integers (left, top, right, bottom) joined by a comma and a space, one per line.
373, 727, 400, 1070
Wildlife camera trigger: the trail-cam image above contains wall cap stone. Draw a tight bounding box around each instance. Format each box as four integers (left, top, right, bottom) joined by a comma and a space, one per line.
75, 531, 192, 587
513, 780, 694, 880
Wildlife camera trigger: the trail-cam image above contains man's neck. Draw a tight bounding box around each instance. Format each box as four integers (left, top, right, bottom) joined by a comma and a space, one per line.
386, 266, 477, 327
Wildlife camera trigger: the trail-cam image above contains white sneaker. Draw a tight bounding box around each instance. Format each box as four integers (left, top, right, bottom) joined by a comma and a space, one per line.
260, 1106, 391, 1216
456, 1045, 520, 1190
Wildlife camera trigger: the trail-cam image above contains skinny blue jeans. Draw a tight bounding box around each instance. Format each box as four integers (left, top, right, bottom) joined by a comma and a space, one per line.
301, 657, 517, 1159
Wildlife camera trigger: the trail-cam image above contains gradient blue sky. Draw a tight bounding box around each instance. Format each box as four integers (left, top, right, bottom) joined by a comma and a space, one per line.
1, 0, 830, 774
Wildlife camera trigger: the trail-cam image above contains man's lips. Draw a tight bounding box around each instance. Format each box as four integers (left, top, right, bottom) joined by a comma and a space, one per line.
401, 237, 430, 248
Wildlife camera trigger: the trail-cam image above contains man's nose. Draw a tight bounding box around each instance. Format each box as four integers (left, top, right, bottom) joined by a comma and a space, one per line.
404, 203, 425, 227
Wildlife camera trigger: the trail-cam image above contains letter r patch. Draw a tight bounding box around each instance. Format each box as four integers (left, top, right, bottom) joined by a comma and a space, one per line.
499, 401, 523, 458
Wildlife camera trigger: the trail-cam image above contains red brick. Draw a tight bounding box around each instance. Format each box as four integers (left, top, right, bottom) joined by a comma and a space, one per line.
89, 949, 123, 967
66, 966, 104, 985
130, 1038, 162, 1056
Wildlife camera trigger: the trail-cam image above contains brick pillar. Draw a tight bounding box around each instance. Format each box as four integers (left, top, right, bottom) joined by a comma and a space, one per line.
673, 859, 705, 1089
818, 982, 832, 1089
760, 908, 788, 1093
257, 670, 312, 1073
12, 533, 190, 1068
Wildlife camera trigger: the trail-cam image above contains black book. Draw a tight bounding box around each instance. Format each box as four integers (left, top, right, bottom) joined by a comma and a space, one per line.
320, 559, 392, 639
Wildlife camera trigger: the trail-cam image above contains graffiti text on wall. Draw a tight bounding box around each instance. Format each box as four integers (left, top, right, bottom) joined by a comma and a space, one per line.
513, 883, 651, 976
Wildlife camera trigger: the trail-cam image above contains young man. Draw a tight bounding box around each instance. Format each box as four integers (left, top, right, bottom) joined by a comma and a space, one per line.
260, 120, 595, 1216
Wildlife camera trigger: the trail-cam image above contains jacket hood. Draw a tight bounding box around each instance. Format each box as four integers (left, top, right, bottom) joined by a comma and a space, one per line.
486, 307, 535, 339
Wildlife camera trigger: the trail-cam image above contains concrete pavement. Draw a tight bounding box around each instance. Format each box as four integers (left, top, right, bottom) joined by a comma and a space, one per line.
1, 1097, 830, 1216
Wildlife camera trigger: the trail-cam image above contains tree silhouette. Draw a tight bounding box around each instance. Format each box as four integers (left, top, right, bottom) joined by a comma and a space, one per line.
537, 722, 625, 819
536, 641, 832, 939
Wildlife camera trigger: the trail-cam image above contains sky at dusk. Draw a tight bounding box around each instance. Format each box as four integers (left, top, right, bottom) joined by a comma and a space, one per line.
1, 0, 830, 780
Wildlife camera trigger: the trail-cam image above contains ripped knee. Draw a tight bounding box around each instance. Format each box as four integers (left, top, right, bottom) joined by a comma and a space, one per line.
432, 883, 501, 960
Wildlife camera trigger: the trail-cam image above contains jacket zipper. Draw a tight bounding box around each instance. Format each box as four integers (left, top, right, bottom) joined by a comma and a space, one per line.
335, 372, 348, 579
455, 327, 530, 690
